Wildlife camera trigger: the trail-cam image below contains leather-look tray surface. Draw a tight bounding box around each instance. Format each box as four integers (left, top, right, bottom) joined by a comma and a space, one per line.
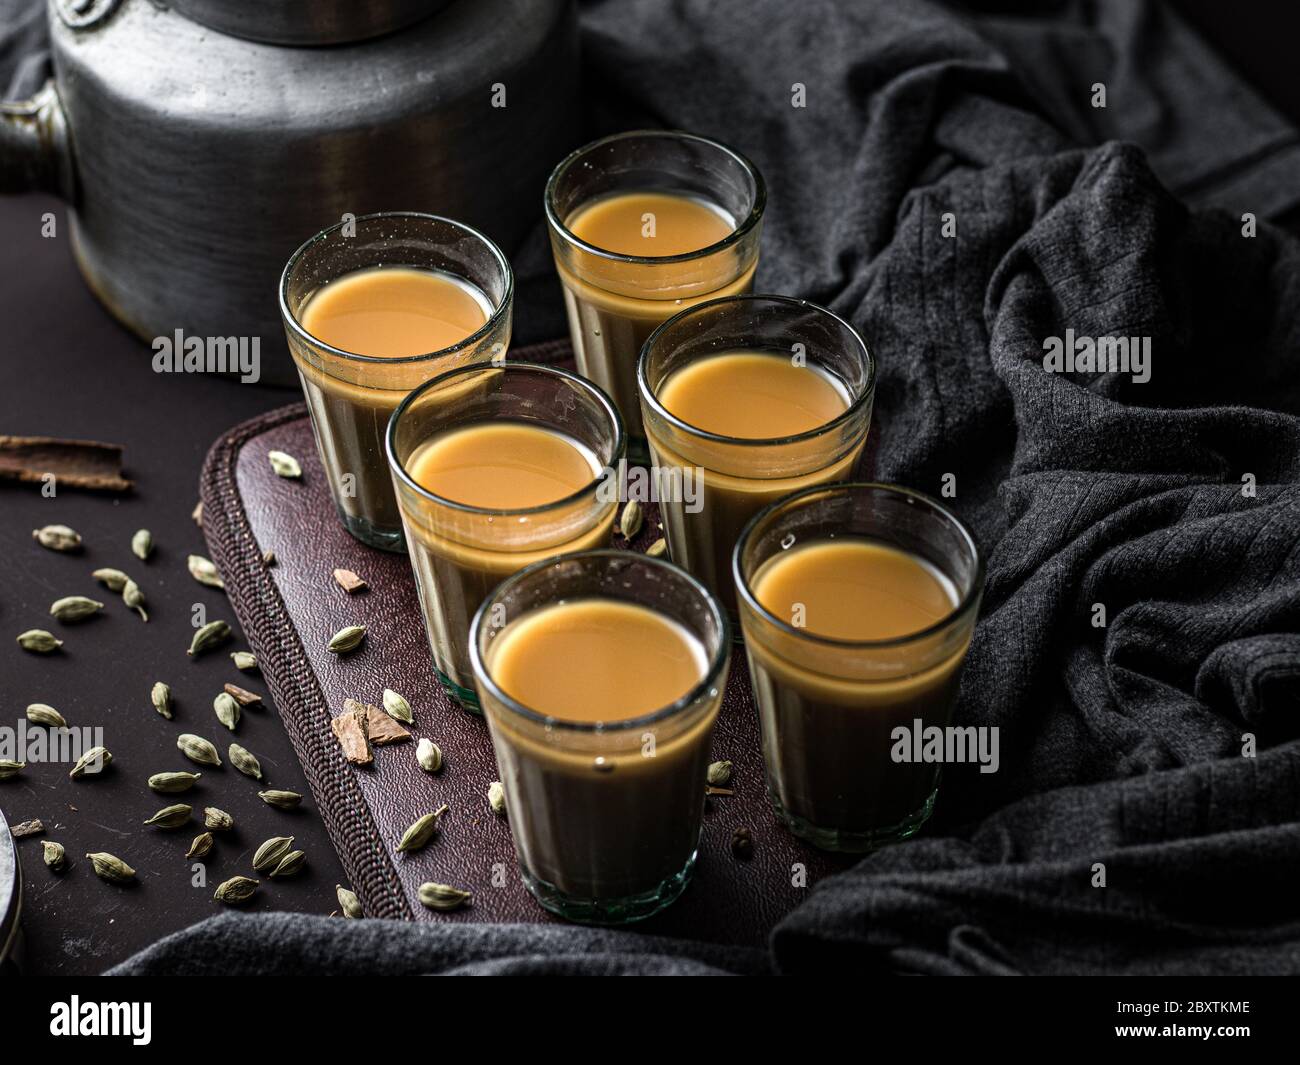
199, 341, 851, 945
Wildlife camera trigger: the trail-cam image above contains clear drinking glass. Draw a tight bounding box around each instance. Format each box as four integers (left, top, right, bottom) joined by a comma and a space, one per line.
280, 212, 513, 552
387, 363, 625, 711
638, 294, 875, 616
470, 549, 730, 924
545, 129, 765, 460
733, 483, 984, 852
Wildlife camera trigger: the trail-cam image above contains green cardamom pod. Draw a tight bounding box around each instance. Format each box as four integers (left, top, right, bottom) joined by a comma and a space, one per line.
148, 771, 202, 793
268, 450, 302, 479
122, 578, 148, 622
336, 884, 363, 918
186, 832, 214, 859
177, 733, 222, 767
144, 803, 192, 829
258, 789, 302, 810
397, 805, 448, 854
204, 806, 234, 832
49, 596, 104, 622
43, 840, 67, 871
252, 835, 295, 872
33, 524, 82, 552
87, 851, 135, 883
416, 738, 443, 773
487, 780, 506, 816
706, 760, 733, 787
228, 743, 263, 781
327, 625, 366, 654
187, 554, 225, 590
69, 746, 112, 780
0, 760, 26, 780
231, 651, 258, 672
646, 537, 668, 558
17, 629, 62, 654
418, 881, 472, 912
151, 681, 173, 720
619, 499, 644, 540
92, 567, 131, 592
214, 875, 259, 904
131, 528, 154, 561
382, 688, 414, 724
213, 692, 240, 731
26, 703, 67, 728
187, 620, 232, 657
270, 849, 306, 878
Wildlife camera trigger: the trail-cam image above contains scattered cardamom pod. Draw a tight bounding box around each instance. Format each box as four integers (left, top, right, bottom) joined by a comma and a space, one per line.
26, 703, 67, 728
144, 803, 192, 829
333, 568, 367, 593
151, 681, 173, 720
87, 851, 135, 883
397, 805, 448, 854
418, 881, 472, 912
487, 780, 506, 816
187, 554, 225, 590
17, 629, 62, 654
213, 691, 241, 731
188, 620, 232, 657
33, 524, 82, 552
252, 835, 295, 872
229, 743, 264, 781
382, 688, 413, 725
204, 806, 234, 832
268, 450, 302, 479
327, 625, 366, 655
416, 738, 443, 773
731, 827, 754, 859
619, 499, 643, 540
192, 499, 204, 526
646, 537, 668, 558
177, 733, 221, 767
706, 760, 733, 787
49, 595, 104, 622
231, 651, 258, 672
262, 549, 276, 565
258, 789, 302, 810
336, 884, 363, 918
148, 771, 201, 793
223, 682, 262, 708
131, 528, 153, 561
92, 567, 131, 592
69, 746, 112, 780
43, 840, 67, 871
186, 832, 214, 859
270, 849, 306, 878
214, 875, 259, 904
0, 760, 26, 780
122, 578, 148, 622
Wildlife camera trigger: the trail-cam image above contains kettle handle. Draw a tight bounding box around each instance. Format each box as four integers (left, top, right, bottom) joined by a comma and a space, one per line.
0, 80, 75, 200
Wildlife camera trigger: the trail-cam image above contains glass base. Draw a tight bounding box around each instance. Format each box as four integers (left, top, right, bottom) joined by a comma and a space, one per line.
769, 785, 936, 853
338, 509, 406, 554
520, 851, 696, 925
435, 666, 481, 714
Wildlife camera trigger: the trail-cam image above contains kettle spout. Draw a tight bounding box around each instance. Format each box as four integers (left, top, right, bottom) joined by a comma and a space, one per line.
0, 80, 74, 199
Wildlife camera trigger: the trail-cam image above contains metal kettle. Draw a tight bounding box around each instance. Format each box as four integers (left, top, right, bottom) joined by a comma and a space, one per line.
0, 0, 578, 384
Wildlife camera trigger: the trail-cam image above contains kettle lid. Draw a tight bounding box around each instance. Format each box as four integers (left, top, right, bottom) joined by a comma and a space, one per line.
167, 0, 451, 46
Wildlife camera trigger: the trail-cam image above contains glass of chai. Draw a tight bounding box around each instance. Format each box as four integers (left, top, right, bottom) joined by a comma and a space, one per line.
638, 294, 875, 616
387, 363, 625, 711
280, 212, 513, 552
544, 129, 765, 461
470, 549, 730, 923
734, 483, 984, 852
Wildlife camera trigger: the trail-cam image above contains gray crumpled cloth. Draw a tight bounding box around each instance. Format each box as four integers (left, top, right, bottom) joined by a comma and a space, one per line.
20, 0, 1285, 974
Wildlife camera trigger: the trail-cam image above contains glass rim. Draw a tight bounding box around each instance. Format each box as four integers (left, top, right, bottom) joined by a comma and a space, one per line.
385, 361, 627, 518
636, 294, 877, 449
543, 128, 767, 267
732, 481, 985, 650
469, 548, 731, 734
278, 210, 515, 367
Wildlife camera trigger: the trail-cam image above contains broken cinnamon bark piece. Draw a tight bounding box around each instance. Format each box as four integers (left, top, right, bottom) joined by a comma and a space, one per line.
331, 701, 372, 765
224, 682, 264, 708
0, 435, 133, 492
333, 568, 368, 594
358, 699, 411, 746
